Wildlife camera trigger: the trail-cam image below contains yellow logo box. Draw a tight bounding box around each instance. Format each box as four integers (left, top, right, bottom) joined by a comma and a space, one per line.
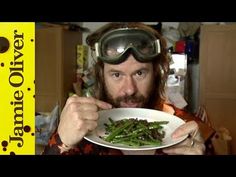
0, 22, 35, 155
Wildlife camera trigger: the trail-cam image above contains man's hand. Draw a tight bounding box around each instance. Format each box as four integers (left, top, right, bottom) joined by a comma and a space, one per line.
162, 121, 206, 155
58, 95, 112, 149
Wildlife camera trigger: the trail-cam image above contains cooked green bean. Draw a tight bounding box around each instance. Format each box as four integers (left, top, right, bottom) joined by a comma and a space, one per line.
102, 118, 168, 147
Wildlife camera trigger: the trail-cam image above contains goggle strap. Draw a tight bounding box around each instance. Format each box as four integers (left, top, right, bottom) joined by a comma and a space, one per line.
95, 43, 99, 57
156, 39, 161, 54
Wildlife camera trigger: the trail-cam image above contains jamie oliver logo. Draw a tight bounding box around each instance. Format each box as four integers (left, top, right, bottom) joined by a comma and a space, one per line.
0, 23, 35, 155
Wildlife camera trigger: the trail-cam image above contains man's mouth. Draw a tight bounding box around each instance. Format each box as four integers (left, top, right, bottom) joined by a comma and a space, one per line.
120, 101, 140, 108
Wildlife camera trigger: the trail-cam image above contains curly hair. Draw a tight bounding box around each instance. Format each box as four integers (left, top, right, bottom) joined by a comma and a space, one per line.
86, 22, 170, 110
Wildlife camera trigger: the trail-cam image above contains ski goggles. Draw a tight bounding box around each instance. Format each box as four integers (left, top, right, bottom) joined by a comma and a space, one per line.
95, 28, 161, 64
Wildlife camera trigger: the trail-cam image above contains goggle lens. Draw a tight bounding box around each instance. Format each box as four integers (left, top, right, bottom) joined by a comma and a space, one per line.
95, 28, 161, 64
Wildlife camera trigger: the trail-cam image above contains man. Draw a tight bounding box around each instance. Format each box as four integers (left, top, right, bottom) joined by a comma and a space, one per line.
43, 22, 214, 155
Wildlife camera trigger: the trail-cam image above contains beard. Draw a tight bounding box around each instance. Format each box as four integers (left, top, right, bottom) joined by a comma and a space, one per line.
103, 83, 155, 109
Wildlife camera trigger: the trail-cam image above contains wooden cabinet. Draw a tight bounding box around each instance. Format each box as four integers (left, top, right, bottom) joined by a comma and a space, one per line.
199, 24, 236, 154
35, 26, 82, 113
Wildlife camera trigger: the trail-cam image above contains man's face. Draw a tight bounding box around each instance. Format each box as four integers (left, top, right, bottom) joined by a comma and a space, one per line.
103, 54, 155, 108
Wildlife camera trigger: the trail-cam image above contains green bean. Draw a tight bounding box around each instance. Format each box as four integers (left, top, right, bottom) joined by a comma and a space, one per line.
104, 120, 133, 142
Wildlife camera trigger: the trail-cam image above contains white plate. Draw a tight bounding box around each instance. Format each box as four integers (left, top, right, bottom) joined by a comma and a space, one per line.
84, 108, 188, 151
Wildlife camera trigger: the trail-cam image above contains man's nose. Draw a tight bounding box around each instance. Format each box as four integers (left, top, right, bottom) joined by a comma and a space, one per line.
122, 77, 137, 95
